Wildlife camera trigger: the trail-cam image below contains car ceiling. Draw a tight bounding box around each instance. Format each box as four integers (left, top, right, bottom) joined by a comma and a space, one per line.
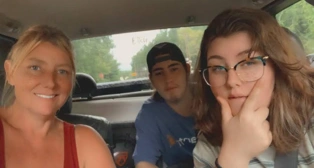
0, 0, 290, 40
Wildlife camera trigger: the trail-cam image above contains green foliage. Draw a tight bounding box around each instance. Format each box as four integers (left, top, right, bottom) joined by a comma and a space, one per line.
120, 70, 133, 80
131, 26, 206, 77
131, 30, 175, 78
72, 36, 120, 83
176, 27, 206, 68
73, 0, 314, 84
276, 0, 314, 54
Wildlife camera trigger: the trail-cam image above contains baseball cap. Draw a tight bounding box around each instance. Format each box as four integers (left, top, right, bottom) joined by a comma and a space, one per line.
146, 42, 186, 73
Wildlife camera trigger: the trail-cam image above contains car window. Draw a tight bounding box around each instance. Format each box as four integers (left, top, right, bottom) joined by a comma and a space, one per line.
0, 35, 16, 105
0, 35, 15, 73
276, 0, 314, 55
72, 26, 206, 83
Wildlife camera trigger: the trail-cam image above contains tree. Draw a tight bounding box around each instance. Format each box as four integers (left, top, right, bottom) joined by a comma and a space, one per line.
131, 26, 206, 77
131, 30, 175, 78
72, 36, 120, 83
176, 26, 206, 70
276, 0, 314, 54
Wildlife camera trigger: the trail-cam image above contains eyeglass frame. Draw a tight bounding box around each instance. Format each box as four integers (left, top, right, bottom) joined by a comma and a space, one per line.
199, 56, 269, 87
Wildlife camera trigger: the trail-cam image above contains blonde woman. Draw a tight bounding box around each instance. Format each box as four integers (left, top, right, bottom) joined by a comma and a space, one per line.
0, 25, 115, 168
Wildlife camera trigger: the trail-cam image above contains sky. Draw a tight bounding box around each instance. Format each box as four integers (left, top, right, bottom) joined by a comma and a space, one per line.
111, 29, 160, 71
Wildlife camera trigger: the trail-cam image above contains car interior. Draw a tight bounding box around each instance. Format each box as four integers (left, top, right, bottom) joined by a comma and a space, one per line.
0, 0, 313, 167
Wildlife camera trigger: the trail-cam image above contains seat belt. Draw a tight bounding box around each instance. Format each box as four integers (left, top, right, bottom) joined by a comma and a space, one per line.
274, 150, 298, 168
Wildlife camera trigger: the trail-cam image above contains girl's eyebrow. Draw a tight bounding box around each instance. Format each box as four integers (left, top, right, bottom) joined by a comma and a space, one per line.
207, 55, 224, 61
207, 48, 252, 61
237, 49, 252, 57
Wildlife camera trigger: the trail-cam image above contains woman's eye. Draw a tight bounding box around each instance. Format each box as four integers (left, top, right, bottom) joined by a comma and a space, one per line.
241, 59, 260, 67
243, 61, 256, 66
58, 69, 69, 75
212, 66, 225, 72
30, 65, 40, 71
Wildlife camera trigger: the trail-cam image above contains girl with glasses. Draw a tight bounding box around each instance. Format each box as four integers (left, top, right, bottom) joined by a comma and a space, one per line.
193, 8, 314, 168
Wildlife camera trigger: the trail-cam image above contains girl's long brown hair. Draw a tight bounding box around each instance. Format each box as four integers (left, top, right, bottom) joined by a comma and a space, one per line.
193, 7, 314, 153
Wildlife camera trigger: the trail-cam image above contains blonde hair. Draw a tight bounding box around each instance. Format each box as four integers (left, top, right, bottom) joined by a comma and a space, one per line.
193, 8, 314, 153
2, 25, 75, 106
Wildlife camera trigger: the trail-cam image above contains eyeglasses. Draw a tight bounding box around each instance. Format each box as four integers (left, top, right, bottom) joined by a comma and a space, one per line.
200, 56, 269, 87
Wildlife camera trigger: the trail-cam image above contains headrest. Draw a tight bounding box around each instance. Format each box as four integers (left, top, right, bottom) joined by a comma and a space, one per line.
283, 27, 304, 50
0, 36, 15, 106
73, 73, 97, 99
57, 73, 96, 115
307, 54, 314, 66
58, 97, 72, 114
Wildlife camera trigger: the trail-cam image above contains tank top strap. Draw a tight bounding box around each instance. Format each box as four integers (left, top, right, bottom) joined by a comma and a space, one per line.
0, 120, 5, 168
63, 122, 79, 168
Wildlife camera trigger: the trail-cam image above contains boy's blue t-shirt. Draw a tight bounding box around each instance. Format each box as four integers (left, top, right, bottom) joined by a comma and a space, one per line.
133, 98, 197, 166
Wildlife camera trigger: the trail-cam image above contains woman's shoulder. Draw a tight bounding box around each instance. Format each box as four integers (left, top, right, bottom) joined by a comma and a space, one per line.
57, 120, 101, 143
194, 133, 220, 153
74, 124, 104, 143
299, 117, 314, 155
193, 133, 220, 167
306, 117, 314, 137
295, 118, 314, 167
74, 124, 115, 167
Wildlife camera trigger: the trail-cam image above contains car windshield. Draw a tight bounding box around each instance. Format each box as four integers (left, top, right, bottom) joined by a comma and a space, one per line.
72, 26, 206, 83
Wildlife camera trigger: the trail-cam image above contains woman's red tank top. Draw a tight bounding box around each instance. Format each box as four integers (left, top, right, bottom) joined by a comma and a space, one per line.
0, 120, 79, 168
